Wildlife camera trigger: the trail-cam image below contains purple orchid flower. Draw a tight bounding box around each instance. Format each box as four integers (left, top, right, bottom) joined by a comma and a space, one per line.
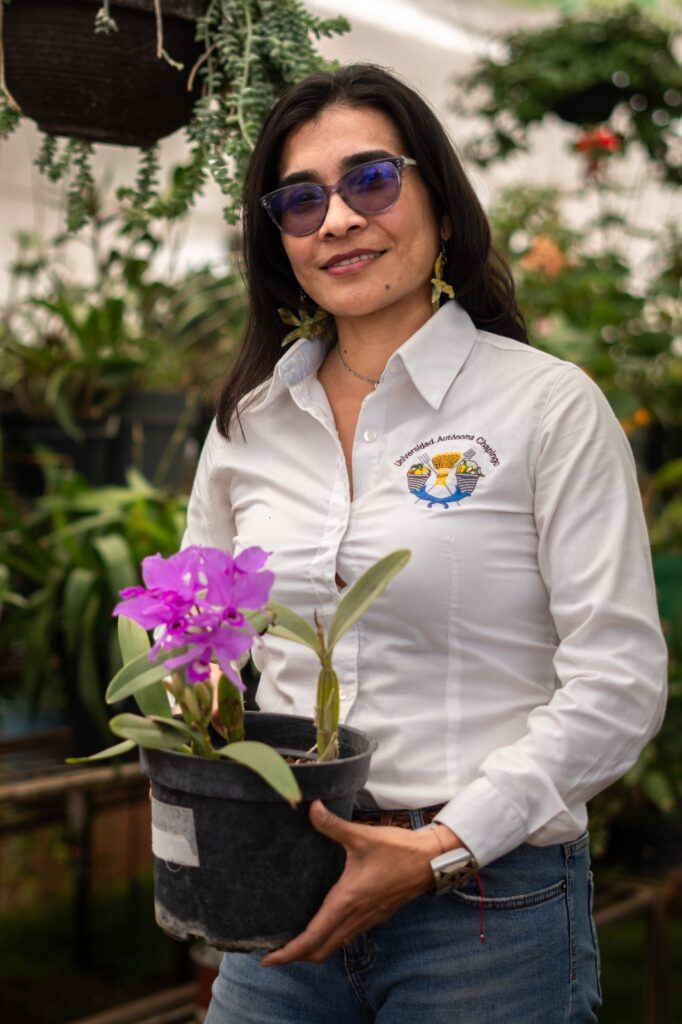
113, 545, 274, 688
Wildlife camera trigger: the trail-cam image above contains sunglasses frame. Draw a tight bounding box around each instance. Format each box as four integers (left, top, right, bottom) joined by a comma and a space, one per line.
260, 156, 418, 236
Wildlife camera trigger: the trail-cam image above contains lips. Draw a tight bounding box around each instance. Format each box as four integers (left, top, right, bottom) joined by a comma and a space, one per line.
322, 249, 384, 270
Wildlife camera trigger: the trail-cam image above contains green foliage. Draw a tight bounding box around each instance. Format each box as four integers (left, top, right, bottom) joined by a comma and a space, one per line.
0, 467, 187, 735
215, 740, 302, 807
489, 186, 681, 435
268, 550, 411, 760
0, 207, 247, 436
453, 4, 682, 185
0, 1, 350, 230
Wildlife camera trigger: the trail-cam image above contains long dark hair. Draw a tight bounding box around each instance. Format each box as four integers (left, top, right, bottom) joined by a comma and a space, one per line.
217, 64, 528, 437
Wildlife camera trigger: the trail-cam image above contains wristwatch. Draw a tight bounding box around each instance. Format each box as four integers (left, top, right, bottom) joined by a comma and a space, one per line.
417, 822, 479, 894
429, 846, 479, 895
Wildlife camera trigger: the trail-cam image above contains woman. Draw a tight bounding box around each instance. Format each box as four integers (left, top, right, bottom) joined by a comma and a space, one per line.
188, 65, 667, 1023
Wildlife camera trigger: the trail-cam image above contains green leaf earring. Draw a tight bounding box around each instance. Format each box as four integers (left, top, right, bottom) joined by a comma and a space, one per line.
431, 243, 455, 313
278, 293, 332, 347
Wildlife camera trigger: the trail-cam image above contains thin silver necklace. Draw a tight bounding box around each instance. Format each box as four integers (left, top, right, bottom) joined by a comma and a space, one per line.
335, 345, 382, 389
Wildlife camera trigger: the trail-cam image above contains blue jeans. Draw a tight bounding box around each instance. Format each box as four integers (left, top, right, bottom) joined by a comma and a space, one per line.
205, 824, 601, 1023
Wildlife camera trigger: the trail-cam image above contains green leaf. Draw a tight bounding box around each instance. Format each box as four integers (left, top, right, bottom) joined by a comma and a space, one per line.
63, 566, 97, 654
117, 616, 173, 719
118, 615, 151, 662
327, 550, 411, 652
109, 713, 192, 750
243, 609, 271, 635
93, 533, 137, 597
215, 740, 302, 806
106, 647, 186, 704
66, 739, 136, 764
265, 601, 320, 654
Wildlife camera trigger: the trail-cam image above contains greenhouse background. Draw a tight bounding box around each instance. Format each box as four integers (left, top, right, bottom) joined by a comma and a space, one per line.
0, 1, 680, 1021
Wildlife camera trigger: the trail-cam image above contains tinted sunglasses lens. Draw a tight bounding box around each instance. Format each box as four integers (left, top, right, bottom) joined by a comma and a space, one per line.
270, 184, 326, 235
343, 160, 401, 213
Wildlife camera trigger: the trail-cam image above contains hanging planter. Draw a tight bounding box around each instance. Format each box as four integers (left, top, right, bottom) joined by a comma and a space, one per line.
1, 0, 205, 146
0, 1, 350, 230
144, 712, 375, 950
453, 4, 682, 186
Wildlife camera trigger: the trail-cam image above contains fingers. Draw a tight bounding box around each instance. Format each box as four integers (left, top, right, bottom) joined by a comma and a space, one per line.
260, 886, 384, 966
308, 800, 365, 846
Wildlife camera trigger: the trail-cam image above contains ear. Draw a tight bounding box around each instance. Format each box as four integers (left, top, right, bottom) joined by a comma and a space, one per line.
440, 215, 452, 242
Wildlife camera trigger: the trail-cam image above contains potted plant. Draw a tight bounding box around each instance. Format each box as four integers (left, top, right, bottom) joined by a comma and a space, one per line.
452, 4, 682, 185
0, 205, 247, 494
69, 544, 410, 950
0, 0, 350, 230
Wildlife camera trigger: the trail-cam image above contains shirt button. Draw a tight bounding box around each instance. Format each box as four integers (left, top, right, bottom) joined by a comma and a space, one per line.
339, 690, 351, 701
362, 429, 376, 443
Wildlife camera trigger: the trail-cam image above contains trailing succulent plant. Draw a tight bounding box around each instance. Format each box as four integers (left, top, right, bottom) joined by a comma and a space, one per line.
0, 0, 349, 231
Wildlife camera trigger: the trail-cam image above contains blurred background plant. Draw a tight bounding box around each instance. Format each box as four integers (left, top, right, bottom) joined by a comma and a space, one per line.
0, 462, 187, 752
452, 3, 682, 185
0, 186, 247, 494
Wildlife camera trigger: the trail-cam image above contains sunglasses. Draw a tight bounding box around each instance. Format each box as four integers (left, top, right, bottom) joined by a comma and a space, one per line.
261, 156, 418, 237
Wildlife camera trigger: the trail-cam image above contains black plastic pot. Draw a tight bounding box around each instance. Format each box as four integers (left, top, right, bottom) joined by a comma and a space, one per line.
140, 712, 377, 951
1, 405, 123, 497
1, 390, 204, 495
3, 0, 206, 147
114, 390, 206, 491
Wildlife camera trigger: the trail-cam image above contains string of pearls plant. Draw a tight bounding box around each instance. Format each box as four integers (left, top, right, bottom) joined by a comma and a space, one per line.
0, 0, 349, 231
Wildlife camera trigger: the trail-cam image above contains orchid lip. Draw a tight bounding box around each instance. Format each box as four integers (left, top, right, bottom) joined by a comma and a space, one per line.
322, 249, 385, 270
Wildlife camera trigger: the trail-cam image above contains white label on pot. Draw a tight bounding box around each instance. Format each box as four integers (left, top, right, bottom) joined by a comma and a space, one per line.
151, 798, 199, 867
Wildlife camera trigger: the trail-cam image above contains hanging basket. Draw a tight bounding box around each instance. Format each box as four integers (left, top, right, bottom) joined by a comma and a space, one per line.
2, 0, 206, 147
551, 82, 624, 126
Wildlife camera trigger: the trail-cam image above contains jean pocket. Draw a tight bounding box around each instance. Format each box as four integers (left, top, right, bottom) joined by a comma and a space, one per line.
446, 877, 567, 911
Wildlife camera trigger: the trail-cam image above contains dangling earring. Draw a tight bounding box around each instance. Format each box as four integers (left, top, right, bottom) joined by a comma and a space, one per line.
431, 241, 455, 313
278, 290, 332, 347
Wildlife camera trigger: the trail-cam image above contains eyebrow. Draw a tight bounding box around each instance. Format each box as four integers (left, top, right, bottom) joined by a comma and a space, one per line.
278, 149, 397, 188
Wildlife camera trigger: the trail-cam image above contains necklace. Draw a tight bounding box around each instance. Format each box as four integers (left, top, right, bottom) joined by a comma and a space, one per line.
335, 345, 382, 389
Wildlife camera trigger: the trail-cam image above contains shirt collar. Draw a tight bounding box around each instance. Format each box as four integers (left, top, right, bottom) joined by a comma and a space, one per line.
389, 301, 477, 410
248, 335, 329, 413
249, 300, 477, 413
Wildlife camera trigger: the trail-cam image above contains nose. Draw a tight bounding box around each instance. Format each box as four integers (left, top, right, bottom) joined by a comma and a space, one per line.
318, 190, 367, 237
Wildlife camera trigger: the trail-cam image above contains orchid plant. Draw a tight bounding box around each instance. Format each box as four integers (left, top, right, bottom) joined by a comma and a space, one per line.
69, 544, 410, 806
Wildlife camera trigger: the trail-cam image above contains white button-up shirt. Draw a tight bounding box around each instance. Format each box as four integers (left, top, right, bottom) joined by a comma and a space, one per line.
184, 301, 667, 867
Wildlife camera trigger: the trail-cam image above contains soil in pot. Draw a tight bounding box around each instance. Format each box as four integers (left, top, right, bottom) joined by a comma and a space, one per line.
141, 712, 376, 951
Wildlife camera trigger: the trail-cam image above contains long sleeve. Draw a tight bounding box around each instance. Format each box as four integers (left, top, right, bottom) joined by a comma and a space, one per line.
436, 366, 668, 866
182, 421, 237, 553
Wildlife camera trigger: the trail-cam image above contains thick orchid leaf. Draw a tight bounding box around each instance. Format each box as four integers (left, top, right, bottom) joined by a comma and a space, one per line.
66, 739, 136, 764
106, 647, 187, 704
327, 550, 411, 653
109, 713, 192, 750
117, 616, 173, 718
265, 601, 320, 653
215, 740, 302, 806
243, 608, 271, 635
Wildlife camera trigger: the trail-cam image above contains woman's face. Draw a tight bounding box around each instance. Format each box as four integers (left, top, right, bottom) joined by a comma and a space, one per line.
277, 103, 446, 324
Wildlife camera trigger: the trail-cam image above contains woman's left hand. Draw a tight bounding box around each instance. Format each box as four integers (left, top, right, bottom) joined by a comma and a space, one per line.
260, 800, 459, 966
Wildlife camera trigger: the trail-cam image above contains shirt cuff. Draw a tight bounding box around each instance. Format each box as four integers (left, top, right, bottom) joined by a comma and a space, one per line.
434, 777, 528, 868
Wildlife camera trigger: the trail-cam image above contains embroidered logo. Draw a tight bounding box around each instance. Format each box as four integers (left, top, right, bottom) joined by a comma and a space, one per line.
406, 448, 484, 508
